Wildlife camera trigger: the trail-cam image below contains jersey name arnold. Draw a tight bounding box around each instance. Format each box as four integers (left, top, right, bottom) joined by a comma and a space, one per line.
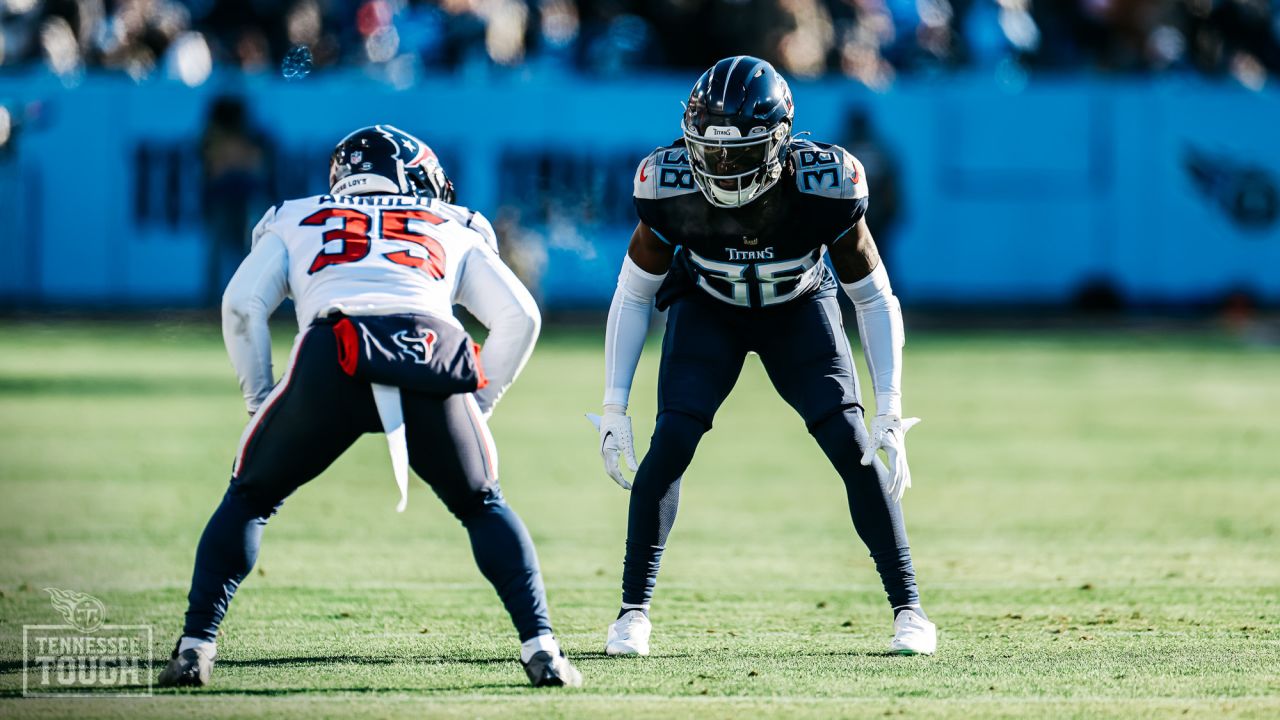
633, 138, 869, 309
253, 193, 499, 328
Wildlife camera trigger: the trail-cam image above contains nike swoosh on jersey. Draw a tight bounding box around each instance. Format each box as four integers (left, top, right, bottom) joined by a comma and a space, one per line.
638, 161, 649, 183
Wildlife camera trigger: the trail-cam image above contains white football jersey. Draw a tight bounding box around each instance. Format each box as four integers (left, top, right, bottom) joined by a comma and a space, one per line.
223, 192, 538, 418
252, 193, 500, 330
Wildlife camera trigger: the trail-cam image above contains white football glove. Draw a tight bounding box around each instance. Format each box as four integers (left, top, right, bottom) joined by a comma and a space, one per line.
861, 414, 922, 503
586, 407, 638, 490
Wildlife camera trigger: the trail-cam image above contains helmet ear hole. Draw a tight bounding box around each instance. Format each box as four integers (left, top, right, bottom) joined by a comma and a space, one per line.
439, 178, 456, 205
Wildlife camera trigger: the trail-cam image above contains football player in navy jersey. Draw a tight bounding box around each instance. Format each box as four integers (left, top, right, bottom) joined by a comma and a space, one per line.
589, 56, 936, 657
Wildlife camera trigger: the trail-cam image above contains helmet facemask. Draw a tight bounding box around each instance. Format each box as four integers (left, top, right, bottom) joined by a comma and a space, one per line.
683, 121, 789, 208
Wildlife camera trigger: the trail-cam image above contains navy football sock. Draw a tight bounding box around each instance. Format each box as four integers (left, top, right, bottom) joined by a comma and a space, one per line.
621, 412, 707, 607
462, 493, 552, 643
182, 488, 272, 642
810, 409, 920, 610
893, 604, 927, 620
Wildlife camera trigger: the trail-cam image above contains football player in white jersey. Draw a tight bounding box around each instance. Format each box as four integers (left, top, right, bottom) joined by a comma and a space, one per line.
159, 125, 582, 689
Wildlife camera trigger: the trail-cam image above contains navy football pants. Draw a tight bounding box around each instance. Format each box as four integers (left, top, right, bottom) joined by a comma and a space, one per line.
182, 322, 552, 643
622, 291, 920, 611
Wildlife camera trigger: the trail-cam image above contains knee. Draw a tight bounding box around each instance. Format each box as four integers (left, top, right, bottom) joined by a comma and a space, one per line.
809, 407, 872, 464
804, 401, 864, 434
630, 412, 706, 496
648, 411, 708, 458
447, 485, 504, 523
226, 477, 285, 519
808, 405, 864, 436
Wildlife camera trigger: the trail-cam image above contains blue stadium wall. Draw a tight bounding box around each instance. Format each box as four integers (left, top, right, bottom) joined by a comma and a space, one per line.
0, 70, 1277, 308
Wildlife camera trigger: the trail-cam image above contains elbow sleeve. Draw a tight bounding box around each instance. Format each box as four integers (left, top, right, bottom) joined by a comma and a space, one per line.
841, 263, 905, 417
462, 249, 542, 416
603, 256, 666, 408
473, 303, 540, 415
221, 234, 288, 412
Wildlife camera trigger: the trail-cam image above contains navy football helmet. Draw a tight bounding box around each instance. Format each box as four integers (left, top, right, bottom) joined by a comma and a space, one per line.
682, 56, 794, 208
329, 124, 455, 203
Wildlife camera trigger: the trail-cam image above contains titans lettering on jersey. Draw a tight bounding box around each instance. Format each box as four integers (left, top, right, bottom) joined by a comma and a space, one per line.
633, 139, 869, 309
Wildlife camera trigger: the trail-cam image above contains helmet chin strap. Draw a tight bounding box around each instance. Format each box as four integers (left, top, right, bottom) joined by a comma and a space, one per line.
701, 161, 782, 208
708, 180, 757, 207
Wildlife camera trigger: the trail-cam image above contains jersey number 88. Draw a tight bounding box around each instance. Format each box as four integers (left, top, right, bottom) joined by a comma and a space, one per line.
686, 249, 820, 308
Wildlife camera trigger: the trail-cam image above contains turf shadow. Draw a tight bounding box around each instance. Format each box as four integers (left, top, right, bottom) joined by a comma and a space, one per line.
157, 683, 529, 696
216, 655, 534, 668
0, 375, 229, 397
570, 650, 698, 660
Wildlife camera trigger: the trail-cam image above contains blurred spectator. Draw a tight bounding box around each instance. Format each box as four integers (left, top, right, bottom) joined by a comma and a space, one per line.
581, 2, 657, 76
0, 1, 1275, 87
493, 205, 550, 304
98, 0, 193, 80
841, 108, 901, 260
200, 95, 271, 305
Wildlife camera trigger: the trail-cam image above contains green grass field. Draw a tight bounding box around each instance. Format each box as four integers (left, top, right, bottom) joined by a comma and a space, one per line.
0, 319, 1277, 718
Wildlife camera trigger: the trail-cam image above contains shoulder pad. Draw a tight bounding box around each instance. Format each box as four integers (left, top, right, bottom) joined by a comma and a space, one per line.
633, 145, 699, 200
250, 205, 279, 249
465, 209, 499, 253
431, 200, 499, 253
791, 141, 868, 201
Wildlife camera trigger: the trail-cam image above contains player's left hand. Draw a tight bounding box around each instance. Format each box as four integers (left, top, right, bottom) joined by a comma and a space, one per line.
861, 414, 922, 503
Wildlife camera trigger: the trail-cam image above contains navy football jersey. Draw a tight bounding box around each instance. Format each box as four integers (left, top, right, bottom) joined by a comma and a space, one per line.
634, 138, 868, 309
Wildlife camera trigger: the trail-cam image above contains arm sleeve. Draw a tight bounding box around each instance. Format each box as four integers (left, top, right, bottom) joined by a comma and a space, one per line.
221, 232, 289, 414
841, 262, 905, 418
454, 246, 542, 416
603, 255, 667, 409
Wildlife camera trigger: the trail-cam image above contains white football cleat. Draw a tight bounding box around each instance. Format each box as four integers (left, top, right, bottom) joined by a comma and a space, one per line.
889, 608, 936, 655
605, 609, 651, 656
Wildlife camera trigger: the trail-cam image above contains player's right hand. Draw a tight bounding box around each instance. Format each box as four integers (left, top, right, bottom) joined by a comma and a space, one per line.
586, 407, 638, 490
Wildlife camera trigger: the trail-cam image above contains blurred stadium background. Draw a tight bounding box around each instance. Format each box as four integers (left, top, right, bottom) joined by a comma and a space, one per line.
0, 0, 1277, 314
1, 2, 1279, 717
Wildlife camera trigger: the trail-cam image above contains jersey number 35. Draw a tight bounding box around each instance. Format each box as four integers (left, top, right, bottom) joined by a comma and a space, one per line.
301, 208, 447, 278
